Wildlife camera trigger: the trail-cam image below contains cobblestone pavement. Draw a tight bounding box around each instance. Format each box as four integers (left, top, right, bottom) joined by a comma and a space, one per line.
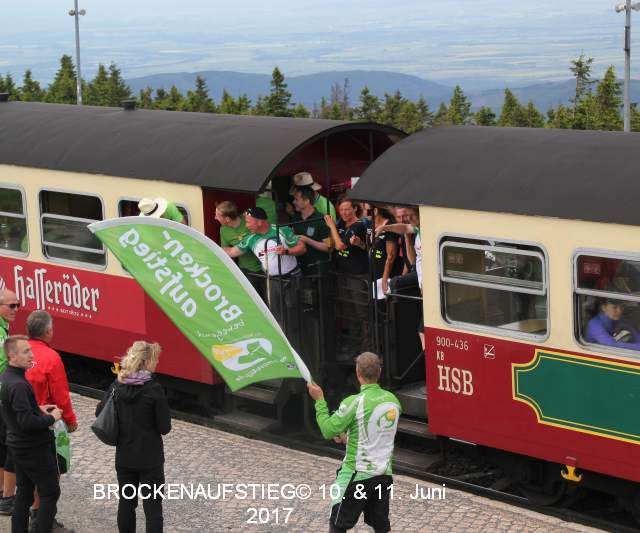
0, 393, 601, 532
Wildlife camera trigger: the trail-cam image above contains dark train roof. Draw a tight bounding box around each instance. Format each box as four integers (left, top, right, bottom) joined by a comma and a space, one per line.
0, 101, 402, 192
352, 126, 640, 226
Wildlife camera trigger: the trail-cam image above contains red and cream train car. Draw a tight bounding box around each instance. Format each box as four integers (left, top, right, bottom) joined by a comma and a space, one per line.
354, 126, 640, 511
0, 99, 403, 398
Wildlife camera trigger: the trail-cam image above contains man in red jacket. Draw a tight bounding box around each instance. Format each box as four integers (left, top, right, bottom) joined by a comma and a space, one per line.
25, 310, 77, 532
25, 311, 77, 432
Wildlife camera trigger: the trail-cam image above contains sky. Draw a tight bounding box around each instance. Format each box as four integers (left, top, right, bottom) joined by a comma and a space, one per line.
0, 0, 637, 87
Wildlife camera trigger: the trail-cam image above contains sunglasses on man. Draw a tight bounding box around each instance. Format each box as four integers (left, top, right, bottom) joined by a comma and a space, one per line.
2, 303, 19, 310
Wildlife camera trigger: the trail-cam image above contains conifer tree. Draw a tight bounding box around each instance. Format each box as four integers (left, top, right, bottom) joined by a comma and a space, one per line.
595, 66, 622, 131
379, 91, 404, 127
573, 93, 598, 130
354, 87, 382, 122
138, 87, 154, 109
416, 97, 434, 129
474, 106, 496, 126
46, 55, 78, 104
432, 102, 450, 126
85, 64, 111, 106
523, 101, 545, 128
184, 76, 215, 113
497, 89, 526, 127
570, 54, 594, 110
107, 63, 132, 105
446, 85, 471, 125
547, 105, 574, 129
0, 74, 19, 100
19, 70, 44, 101
265, 67, 292, 117
292, 103, 310, 118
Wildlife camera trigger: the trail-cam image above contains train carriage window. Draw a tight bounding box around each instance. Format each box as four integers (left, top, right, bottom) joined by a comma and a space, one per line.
439, 237, 548, 338
39, 190, 105, 267
118, 199, 190, 225
0, 186, 28, 255
574, 253, 640, 356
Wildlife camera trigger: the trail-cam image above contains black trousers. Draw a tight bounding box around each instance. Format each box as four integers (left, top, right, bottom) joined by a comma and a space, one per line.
10, 441, 60, 533
116, 465, 165, 533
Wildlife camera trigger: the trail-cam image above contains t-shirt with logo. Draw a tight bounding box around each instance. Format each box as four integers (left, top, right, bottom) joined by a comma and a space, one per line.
220, 220, 262, 273
335, 219, 368, 275
236, 225, 299, 276
291, 209, 330, 275
313, 383, 401, 503
371, 231, 403, 280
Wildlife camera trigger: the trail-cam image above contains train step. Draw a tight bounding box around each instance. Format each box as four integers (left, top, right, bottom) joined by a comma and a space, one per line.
214, 411, 279, 433
395, 382, 427, 419
394, 447, 441, 472
232, 385, 280, 404
397, 417, 434, 439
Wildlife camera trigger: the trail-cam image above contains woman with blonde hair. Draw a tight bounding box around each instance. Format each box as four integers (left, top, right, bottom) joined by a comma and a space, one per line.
96, 341, 171, 533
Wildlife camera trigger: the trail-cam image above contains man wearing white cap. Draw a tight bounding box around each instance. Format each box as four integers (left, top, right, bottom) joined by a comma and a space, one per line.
290, 172, 336, 220
138, 197, 185, 223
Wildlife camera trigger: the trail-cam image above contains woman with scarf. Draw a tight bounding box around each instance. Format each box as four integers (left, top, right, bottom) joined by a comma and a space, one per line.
96, 341, 171, 533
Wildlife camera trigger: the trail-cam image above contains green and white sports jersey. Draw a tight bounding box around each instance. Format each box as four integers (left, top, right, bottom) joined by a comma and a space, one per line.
314, 384, 401, 503
236, 225, 299, 276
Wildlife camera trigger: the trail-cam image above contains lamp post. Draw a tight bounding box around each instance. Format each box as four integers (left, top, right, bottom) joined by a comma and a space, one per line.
68, 0, 86, 105
615, 1, 640, 131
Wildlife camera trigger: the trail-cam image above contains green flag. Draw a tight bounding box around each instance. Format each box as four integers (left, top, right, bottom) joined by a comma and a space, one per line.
89, 217, 311, 391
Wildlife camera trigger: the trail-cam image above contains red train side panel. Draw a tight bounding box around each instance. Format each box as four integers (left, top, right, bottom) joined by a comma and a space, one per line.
426, 326, 640, 483
0, 258, 217, 385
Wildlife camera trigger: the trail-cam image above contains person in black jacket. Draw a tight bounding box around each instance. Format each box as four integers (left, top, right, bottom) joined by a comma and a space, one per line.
0, 335, 63, 533
96, 341, 171, 533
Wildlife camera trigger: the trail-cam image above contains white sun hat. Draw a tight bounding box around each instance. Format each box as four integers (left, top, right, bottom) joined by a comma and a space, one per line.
138, 197, 169, 218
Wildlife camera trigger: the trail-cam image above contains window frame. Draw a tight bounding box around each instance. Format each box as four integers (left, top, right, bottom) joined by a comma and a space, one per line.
38, 187, 107, 270
0, 183, 28, 258
117, 196, 191, 226
573, 248, 640, 358
438, 233, 550, 342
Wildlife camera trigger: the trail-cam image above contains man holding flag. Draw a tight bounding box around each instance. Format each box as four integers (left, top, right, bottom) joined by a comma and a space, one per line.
308, 352, 400, 533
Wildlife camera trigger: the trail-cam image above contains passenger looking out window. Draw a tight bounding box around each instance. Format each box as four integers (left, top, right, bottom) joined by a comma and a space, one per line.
138, 197, 185, 223
575, 254, 640, 354
585, 297, 640, 351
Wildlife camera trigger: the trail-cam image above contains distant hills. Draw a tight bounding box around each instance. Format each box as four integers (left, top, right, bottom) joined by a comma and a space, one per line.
126, 70, 640, 113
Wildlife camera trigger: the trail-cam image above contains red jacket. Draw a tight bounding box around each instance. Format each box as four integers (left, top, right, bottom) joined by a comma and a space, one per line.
26, 339, 77, 427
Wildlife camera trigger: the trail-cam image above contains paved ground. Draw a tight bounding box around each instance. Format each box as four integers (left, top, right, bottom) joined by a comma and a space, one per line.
0, 393, 601, 532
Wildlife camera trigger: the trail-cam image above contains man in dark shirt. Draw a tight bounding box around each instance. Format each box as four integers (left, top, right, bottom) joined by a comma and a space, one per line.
0, 335, 62, 533
291, 187, 331, 275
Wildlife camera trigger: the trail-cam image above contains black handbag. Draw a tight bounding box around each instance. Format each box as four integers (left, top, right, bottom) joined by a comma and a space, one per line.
91, 386, 118, 446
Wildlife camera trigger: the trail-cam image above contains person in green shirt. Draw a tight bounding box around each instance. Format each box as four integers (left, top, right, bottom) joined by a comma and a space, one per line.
308, 352, 401, 533
0, 289, 19, 374
256, 195, 277, 225
138, 197, 185, 223
289, 172, 337, 220
215, 201, 265, 297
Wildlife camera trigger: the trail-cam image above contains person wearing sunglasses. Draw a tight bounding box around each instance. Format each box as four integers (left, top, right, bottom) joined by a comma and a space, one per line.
0, 289, 20, 517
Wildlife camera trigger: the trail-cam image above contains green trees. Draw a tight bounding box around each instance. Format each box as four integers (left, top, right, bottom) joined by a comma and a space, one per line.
5, 54, 632, 135
446, 85, 471, 125
19, 70, 45, 101
46, 55, 78, 104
